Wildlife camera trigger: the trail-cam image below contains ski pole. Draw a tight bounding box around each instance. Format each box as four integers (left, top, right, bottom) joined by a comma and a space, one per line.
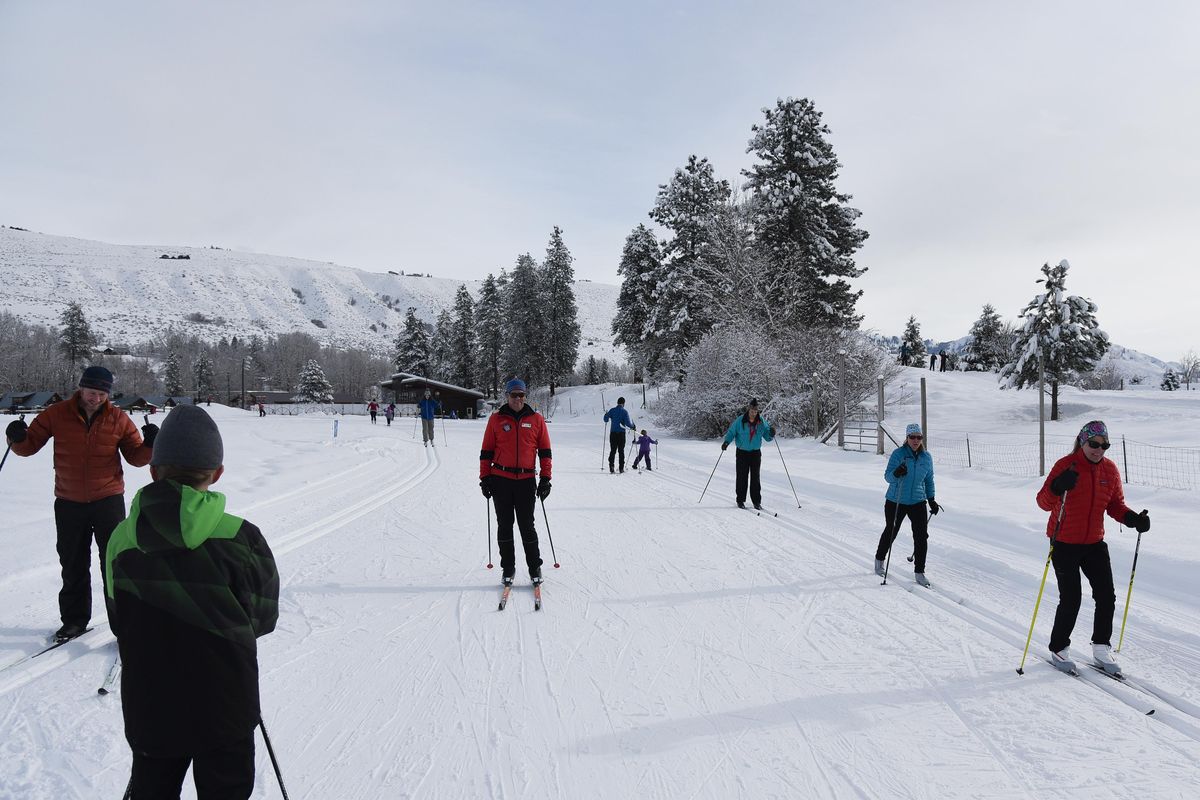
486, 496, 494, 570
441, 412, 447, 444
880, 504, 906, 585
0, 414, 24, 475
1116, 510, 1148, 652
412, 414, 417, 439
1017, 486, 1071, 675
908, 504, 942, 561
773, 435, 801, 508
259, 716, 291, 799
539, 496, 560, 568
122, 776, 132, 800
600, 423, 607, 471
698, 447, 725, 503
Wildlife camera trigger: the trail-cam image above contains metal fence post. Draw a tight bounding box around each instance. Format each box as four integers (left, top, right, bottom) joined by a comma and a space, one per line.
1122, 435, 1130, 484
966, 435, 972, 468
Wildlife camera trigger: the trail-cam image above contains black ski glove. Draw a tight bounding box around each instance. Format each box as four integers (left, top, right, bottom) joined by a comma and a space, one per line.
721, 441, 729, 451
480, 477, 493, 499
141, 423, 159, 448
893, 463, 907, 478
1049, 467, 1078, 496
6, 419, 27, 443
928, 498, 940, 516
1123, 509, 1150, 533
536, 476, 551, 501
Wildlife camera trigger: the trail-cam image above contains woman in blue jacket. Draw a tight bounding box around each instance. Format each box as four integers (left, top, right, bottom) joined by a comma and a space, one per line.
721, 398, 775, 509
875, 423, 939, 586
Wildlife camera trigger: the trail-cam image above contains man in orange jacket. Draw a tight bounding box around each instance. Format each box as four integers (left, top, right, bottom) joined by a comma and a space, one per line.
479, 379, 552, 586
5, 366, 158, 642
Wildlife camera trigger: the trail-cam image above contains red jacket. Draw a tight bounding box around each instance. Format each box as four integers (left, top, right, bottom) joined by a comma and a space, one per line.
1036, 450, 1133, 545
10, 392, 152, 503
479, 404, 552, 481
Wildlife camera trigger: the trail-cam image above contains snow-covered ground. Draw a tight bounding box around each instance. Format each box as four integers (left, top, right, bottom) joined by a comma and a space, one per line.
2, 372, 1199, 799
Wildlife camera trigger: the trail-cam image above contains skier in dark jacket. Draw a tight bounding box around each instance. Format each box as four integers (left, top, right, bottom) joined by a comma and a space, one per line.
418, 389, 441, 446
479, 379, 553, 585
603, 397, 636, 473
107, 405, 279, 799
632, 429, 657, 471
721, 399, 774, 509
875, 423, 937, 586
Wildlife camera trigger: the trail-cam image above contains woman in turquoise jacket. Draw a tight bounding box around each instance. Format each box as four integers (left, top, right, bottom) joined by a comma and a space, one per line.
721, 398, 775, 509
874, 423, 939, 586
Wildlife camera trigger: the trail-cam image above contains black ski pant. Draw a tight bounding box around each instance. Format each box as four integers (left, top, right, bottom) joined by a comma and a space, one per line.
608, 431, 627, 471
370, 411, 377, 424
632, 452, 651, 470
492, 477, 542, 579
1049, 540, 1115, 653
54, 494, 125, 629
734, 449, 762, 506
129, 733, 255, 799
875, 500, 929, 573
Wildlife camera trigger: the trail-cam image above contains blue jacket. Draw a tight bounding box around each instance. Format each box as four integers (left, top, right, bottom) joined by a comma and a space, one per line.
723, 413, 774, 451
884, 444, 936, 504
418, 398, 440, 420
604, 405, 635, 433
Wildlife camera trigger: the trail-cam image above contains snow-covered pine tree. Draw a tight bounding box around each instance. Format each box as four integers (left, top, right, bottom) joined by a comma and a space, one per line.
962, 304, 1010, 372
164, 351, 184, 396
450, 284, 477, 389
432, 309, 454, 382
584, 354, 599, 384
474, 274, 504, 398
295, 359, 334, 403
539, 226, 582, 386
597, 358, 610, 383
645, 155, 731, 379
394, 308, 431, 377
612, 225, 661, 375
999, 260, 1110, 421
900, 316, 926, 367
1161, 367, 1180, 391
502, 254, 546, 385
742, 97, 868, 330
193, 354, 214, 399
58, 301, 96, 370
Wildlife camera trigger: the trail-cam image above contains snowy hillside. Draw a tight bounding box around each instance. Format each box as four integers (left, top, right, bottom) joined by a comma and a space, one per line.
1, 372, 1199, 798
0, 226, 623, 366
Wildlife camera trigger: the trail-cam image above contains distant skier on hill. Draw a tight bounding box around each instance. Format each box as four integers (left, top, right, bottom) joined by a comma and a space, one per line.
875, 423, 937, 587
603, 397, 636, 473
1037, 420, 1151, 676
721, 399, 774, 510
632, 429, 658, 471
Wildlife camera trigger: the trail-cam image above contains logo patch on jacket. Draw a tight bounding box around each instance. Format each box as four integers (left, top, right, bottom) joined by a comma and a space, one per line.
502, 424, 512, 432
522, 422, 532, 429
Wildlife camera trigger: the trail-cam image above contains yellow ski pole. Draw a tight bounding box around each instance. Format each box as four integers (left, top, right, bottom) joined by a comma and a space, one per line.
1017, 484, 1070, 675
1116, 511, 1147, 653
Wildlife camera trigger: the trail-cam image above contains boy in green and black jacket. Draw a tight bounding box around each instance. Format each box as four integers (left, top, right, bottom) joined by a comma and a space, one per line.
106, 405, 279, 799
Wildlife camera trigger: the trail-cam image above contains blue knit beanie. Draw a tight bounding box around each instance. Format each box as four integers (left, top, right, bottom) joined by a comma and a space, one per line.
505, 378, 527, 395
905, 423, 922, 437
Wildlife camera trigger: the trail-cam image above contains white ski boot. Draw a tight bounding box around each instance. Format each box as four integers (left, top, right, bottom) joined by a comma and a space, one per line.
874, 559, 885, 577
914, 572, 931, 587
1049, 647, 1077, 674
1093, 643, 1122, 676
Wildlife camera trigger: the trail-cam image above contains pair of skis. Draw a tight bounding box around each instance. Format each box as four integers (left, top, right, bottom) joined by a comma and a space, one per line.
498, 583, 542, 611
1046, 656, 1155, 715
740, 505, 778, 518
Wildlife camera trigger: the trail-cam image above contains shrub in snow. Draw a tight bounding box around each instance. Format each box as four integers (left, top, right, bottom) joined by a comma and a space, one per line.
1161, 368, 1180, 391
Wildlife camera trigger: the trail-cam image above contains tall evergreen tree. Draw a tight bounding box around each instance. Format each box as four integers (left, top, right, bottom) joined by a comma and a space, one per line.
645, 155, 731, 378
475, 274, 505, 398
962, 304, 1010, 372
450, 284, 477, 389
1161, 367, 1181, 391
164, 351, 184, 396
295, 359, 334, 403
742, 97, 868, 329
58, 301, 96, 370
900, 316, 926, 367
502, 254, 545, 384
432, 309, 454, 381
611, 224, 662, 376
584, 354, 599, 384
394, 308, 431, 376
193, 353, 214, 399
999, 260, 1109, 420
539, 226, 582, 385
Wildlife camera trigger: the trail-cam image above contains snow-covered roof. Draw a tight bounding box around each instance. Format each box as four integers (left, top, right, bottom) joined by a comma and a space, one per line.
384, 372, 485, 398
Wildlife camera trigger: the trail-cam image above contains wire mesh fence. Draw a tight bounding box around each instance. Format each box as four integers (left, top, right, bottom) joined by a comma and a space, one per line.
923, 432, 1200, 492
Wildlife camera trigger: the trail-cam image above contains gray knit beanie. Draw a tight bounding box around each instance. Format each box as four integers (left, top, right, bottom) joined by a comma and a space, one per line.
150, 405, 224, 469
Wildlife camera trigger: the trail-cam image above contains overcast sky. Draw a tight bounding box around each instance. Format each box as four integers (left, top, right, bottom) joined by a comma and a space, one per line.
2, 1, 1197, 358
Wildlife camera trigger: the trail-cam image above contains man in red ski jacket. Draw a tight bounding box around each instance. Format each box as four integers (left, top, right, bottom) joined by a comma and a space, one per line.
1036, 420, 1151, 674
479, 379, 552, 585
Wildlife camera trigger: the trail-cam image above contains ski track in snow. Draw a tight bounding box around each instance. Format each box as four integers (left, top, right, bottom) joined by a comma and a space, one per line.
2, 379, 1200, 798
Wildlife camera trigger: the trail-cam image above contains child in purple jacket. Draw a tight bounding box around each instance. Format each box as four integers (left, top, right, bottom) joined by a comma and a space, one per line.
632, 430, 658, 471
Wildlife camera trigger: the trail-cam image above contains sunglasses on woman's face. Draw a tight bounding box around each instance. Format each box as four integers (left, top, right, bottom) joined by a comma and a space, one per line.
1085, 439, 1110, 450
509, 392, 526, 399
907, 434, 923, 441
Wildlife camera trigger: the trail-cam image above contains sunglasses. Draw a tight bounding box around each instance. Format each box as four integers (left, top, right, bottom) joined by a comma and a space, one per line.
1085, 439, 1110, 450
907, 434, 923, 440
509, 392, 526, 399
